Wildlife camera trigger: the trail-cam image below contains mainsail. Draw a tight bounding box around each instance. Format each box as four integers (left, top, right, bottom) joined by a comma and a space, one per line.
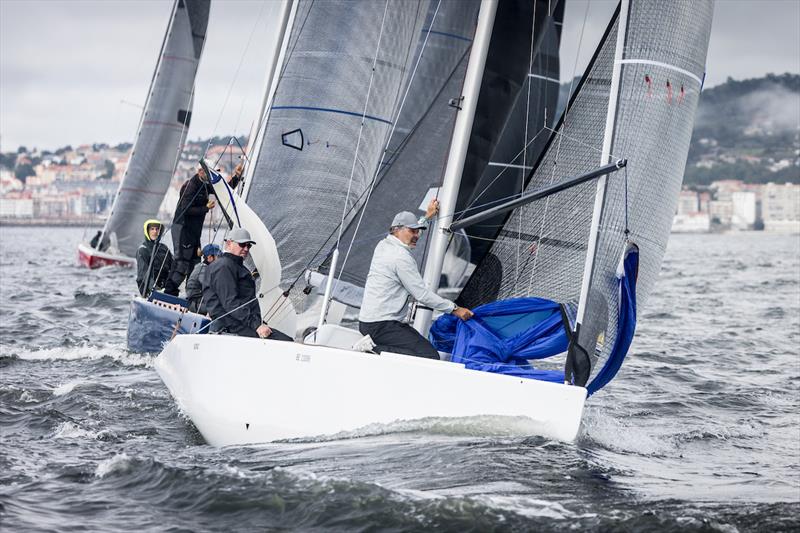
245, 0, 444, 303
330, 0, 482, 291
456, 0, 713, 390
100, 0, 210, 258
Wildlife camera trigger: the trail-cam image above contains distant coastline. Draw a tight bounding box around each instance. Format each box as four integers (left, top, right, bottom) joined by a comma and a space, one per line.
2, 218, 796, 236
0, 217, 103, 227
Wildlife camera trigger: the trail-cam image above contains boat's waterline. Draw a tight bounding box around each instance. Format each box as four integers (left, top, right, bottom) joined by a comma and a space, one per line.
155, 334, 587, 447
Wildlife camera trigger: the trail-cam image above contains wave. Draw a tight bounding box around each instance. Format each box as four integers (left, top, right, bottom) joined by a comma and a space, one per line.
579, 407, 669, 456
52, 421, 103, 440
53, 380, 82, 396
95, 453, 134, 478
14, 343, 154, 367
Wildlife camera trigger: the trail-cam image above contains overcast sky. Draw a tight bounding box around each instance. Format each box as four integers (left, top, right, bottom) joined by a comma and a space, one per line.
1, 0, 798, 152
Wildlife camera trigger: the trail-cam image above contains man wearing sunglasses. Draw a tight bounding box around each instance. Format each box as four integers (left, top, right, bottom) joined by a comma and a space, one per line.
358, 199, 473, 359
203, 228, 292, 341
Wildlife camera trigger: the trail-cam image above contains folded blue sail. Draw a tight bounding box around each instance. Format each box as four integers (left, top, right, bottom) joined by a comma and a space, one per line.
586, 243, 639, 395
429, 244, 638, 388
429, 297, 567, 382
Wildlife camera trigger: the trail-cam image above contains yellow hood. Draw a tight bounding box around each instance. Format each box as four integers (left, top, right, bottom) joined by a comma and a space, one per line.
143, 219, 163, 241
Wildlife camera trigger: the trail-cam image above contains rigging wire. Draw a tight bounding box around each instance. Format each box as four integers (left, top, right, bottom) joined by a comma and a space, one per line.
517, 0, 540, 281
335, 0, 392, 248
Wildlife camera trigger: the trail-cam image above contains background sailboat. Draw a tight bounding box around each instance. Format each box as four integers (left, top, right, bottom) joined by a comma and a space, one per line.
77, 0, 210, 269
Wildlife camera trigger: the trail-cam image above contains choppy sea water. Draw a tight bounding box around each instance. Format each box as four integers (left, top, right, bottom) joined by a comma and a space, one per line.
0, 226, 798, 532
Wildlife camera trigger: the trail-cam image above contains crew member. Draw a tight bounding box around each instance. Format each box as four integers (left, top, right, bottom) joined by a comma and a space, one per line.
135, 219, 173, 297
204, 228, 292, 340
358, 199, 473, 358
164, 165, 216, 295
184, 243, 221, 313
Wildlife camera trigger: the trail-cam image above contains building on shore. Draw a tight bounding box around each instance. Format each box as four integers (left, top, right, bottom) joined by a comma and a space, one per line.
762, 182, 800, 233
0, 191, 34, 218
731, 191, 759, 230
673, 189, 711, 233
672, 181, 799, 233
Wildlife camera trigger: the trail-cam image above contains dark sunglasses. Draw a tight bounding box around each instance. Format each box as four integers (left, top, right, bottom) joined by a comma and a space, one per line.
237, 242, 253, 249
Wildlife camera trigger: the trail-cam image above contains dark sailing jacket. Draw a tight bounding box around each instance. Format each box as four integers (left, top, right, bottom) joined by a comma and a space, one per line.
203, 253, 261, 333
185, 261, 209, 313
173, 174, 212, 248
136, 238, 173, 296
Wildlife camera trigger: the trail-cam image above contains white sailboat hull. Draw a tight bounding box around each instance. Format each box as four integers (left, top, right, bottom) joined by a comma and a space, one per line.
155, 334, 587, 447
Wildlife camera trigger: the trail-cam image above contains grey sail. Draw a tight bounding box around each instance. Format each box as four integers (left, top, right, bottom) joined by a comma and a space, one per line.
101, 0, 210, 258
331, 0, 482, 290
458, 0, 713, 385
245, 0, 432, 295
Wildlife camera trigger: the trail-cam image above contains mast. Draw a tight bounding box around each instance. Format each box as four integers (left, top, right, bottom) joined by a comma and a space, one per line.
574, 0, 630, 327
242, 0, 298, 199
413, 0, 499, 335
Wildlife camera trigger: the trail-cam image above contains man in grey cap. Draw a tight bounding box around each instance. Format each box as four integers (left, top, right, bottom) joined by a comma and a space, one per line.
358, 199, 473, 358
204, 228, 292, 340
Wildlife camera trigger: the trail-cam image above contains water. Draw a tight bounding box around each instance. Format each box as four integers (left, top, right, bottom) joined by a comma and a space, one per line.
1, 226, 798, 531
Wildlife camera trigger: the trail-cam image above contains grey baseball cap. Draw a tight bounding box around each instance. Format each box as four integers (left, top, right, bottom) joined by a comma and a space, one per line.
226, 227, 256, 245
391, 211, 427, 230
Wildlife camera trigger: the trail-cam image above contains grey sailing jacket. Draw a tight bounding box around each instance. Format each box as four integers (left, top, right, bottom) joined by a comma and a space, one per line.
359, 235, 455, 323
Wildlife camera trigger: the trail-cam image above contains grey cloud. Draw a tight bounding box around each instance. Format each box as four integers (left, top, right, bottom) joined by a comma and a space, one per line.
1, 0, 798, 150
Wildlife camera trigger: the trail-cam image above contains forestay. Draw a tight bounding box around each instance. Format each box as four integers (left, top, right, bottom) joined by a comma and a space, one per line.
456, 0, 713, 391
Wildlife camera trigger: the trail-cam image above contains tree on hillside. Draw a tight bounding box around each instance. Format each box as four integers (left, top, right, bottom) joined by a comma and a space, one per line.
0, 153, 17, 169
98, 159, 115, 180
14, 163, 35, 183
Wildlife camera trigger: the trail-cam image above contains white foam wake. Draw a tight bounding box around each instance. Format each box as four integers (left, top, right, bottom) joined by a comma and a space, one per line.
95, 453, 133, 478
17, 343, 154, 367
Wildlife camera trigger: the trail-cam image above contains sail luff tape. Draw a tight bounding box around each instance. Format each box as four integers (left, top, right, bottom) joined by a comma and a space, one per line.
616, 59, 702, 85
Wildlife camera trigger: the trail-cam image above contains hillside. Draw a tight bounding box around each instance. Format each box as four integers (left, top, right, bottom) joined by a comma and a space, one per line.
558, 73, 800, 186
